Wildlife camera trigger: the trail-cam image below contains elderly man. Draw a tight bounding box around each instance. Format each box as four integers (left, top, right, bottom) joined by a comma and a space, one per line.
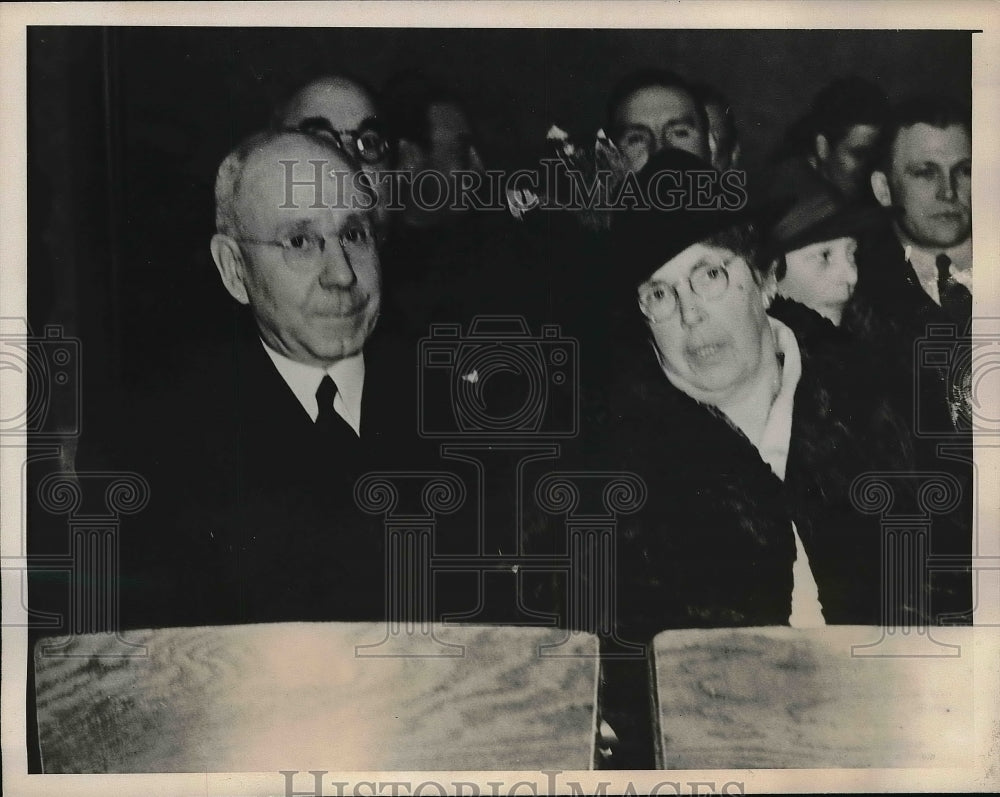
586, 147, 970, 768
606, 68, 712, 171
73, 129, 428, 629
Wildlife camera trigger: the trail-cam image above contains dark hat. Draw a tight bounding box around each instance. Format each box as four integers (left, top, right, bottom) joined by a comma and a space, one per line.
765, 188, 886, 259
612, 147, 769, 287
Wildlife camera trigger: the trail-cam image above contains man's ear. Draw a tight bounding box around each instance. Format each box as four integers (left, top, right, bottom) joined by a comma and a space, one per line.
468, 145, 486, 175
814, 134, 831, 164
870, 169, 893, 208
210, 234, 250, 305
729, 141, 742, 170
395, 138, 426, 172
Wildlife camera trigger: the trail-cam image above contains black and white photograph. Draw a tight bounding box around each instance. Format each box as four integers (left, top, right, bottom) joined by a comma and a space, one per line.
2, 2, 998, 794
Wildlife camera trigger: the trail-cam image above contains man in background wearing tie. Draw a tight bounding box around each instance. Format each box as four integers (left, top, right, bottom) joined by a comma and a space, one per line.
868, 96, 972, 327
853, 96, 973, 434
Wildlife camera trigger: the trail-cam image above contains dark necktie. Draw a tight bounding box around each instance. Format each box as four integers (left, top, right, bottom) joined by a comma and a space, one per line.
936, 253, 972, 326
315, 374, 359, 447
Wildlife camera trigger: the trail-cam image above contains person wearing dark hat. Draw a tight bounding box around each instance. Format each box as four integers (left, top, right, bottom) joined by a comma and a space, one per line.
763, 188, 963, 453
759, 188, 899, 360
766, 190, 884, 327
763, 189, 972, 570
585, 147, 969, 769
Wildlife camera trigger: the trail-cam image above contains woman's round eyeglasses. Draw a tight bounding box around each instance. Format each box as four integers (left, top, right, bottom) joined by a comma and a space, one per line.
637, 259, 735, 323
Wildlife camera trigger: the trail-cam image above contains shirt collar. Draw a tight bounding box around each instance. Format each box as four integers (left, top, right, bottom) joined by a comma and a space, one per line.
901, 236, 973, 305
902, 235, 972, 280
260, 340, 365, 430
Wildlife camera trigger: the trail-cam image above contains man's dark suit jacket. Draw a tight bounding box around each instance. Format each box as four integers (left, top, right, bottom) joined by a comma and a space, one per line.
69, 309, 437, 629
854, 222, 972, 437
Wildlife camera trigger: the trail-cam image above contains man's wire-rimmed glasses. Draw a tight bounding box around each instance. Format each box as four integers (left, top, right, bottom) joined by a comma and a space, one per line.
236, 219, 376, 272
294, 116, 390, 165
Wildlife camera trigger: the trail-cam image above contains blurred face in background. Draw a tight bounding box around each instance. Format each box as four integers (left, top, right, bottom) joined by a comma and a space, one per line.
396, 100, 485, 227
613, 85, 711, 171
815, 123, 881, 201
704, 98, 739, 171
426, 101, 484, 175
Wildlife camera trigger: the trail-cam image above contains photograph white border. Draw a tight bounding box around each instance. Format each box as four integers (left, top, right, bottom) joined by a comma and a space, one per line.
2, 2, 998, 794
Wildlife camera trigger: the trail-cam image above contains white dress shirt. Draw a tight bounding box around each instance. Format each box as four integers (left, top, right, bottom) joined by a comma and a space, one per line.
903, 237, 973, 306
261, 341, 365, 436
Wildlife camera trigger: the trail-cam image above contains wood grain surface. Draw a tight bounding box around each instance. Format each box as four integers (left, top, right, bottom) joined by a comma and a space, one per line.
652, 625, 976, 769
34, 623, 598, 773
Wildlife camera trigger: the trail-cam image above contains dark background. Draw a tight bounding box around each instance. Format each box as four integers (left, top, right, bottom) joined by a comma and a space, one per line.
28, 27, 972, 407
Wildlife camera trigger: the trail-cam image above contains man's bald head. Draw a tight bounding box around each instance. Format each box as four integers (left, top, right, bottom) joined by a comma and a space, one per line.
214, 128, 354, 238
211, 129, 382, 366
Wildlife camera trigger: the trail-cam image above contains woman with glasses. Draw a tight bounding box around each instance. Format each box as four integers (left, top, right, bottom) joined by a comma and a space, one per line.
583, 149, 966, 768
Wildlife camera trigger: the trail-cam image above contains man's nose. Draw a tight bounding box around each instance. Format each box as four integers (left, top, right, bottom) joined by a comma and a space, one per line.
317, 241, 357, 289
936, 172, 958, 202
653, 130, 672, 155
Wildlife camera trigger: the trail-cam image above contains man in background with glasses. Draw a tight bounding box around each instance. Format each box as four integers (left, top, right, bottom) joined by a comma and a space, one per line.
276, 74, 392, 230
607, 68, 712, 173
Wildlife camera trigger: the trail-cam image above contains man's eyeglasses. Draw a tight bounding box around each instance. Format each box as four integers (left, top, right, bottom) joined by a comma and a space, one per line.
637, 259, 734, 323
236, 220, 376, 271
614, 121, 699, 160
295, 116, 390, 165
